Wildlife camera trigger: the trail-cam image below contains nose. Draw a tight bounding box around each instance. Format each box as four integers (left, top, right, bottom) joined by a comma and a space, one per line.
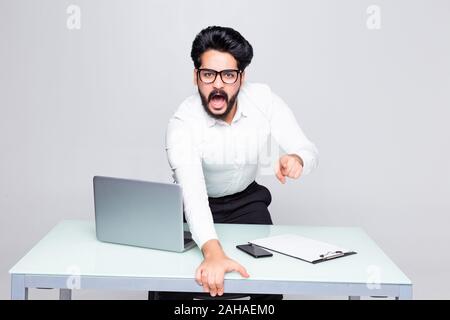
212, 73, 225, 89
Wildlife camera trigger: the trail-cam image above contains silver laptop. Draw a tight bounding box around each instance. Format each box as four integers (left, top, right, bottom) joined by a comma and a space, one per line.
93, 176, 196, 252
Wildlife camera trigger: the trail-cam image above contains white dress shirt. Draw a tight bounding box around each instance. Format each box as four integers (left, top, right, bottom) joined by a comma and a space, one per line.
165, 82, 319, 248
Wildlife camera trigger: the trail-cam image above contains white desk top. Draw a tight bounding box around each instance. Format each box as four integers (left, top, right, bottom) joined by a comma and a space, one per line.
10, 220, 411, 285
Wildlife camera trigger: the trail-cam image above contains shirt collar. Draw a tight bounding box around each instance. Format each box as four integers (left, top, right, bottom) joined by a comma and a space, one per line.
205, 98, 248, 127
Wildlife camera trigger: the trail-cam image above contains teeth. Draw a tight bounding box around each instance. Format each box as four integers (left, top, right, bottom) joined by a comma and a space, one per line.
212, 93, 225, 98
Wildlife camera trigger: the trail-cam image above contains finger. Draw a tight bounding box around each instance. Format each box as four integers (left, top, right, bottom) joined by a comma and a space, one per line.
230, 262, 250, 278
208, 273, 217, 297
275, 169, 285, 184
274, 159, 285, 182
201, 271, 209, 293
293, 166, 303, 179
281, 166, 290, 179
281, 165, 290, 176
287, 163, 298, 178
289, 156, 298, 171
280, 156, 289, 169
282, 157, 294, 175
275, 158, 287, 184
195, 266, 203, 285
215, 274, 224, 296
238, 265, 250, 278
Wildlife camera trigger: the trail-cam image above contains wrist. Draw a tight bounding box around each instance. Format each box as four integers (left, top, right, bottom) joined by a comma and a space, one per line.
201, 239, 226, 259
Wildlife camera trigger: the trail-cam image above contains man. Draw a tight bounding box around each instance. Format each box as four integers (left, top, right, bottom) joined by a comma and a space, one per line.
161, 26, 319, 299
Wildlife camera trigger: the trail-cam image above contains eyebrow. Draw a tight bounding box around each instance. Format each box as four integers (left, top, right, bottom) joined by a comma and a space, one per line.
199, 68, 239, 71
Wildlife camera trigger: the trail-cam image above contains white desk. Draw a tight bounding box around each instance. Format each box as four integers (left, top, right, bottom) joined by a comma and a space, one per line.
10, 220, 412, 300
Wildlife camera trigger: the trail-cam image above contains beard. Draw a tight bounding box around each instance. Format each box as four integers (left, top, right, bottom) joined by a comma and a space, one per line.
199, 87, 240, 121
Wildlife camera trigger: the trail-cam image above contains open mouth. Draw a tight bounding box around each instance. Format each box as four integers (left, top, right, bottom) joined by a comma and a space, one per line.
209, 92, 227, 110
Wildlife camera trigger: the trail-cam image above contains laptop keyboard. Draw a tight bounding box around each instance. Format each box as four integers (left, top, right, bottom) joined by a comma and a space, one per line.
184, 231, 193, 245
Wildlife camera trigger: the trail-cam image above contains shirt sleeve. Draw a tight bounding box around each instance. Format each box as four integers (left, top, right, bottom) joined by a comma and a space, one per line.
165, 117, 218, 249
269, 91, 319, 175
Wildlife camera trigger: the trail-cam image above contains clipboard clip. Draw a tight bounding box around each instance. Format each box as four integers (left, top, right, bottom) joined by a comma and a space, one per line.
320, 251, 344, 260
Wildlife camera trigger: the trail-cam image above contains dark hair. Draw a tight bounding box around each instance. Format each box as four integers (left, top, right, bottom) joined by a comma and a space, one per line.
191, 26, 253, 71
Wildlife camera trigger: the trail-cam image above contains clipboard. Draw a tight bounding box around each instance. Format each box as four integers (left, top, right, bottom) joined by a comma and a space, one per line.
248, 234, 357, 264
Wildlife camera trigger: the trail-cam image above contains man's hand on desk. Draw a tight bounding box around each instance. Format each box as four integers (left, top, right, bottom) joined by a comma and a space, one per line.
196, 239, 250, 297
275, 154, 304, 184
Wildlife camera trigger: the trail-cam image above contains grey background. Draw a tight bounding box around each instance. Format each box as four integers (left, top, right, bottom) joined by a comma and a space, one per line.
1, 0, 449, 299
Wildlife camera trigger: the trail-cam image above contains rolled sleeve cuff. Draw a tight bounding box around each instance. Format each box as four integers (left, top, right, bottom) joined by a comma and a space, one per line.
294, 149, 319, 176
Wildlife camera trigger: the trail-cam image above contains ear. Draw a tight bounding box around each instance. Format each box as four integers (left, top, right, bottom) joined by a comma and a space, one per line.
193, 69, 198, 86
240, 70, 246, 85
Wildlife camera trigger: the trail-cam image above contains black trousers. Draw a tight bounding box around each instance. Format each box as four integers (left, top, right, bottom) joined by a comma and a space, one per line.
150, 181, 283, 300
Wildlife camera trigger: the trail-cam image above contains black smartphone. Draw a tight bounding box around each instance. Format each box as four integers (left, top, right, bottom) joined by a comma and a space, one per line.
236, 244, 273, 258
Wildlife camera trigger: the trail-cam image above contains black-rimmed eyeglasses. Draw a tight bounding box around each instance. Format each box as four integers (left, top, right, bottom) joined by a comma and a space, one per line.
197, 68, 242, 84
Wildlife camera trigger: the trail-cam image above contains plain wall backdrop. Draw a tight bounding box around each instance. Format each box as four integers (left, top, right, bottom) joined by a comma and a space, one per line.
1, 0, 449, 299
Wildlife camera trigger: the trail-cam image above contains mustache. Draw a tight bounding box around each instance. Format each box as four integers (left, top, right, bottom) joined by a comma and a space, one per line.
208, 89, 228, 102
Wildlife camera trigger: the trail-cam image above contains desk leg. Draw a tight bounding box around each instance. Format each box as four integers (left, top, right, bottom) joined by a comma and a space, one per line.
348, 296, 361, 300
59, 289, 72, 300
11, 274, 28, 300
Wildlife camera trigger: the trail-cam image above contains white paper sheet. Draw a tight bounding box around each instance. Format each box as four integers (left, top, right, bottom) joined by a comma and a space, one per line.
249, 234, 355, 263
